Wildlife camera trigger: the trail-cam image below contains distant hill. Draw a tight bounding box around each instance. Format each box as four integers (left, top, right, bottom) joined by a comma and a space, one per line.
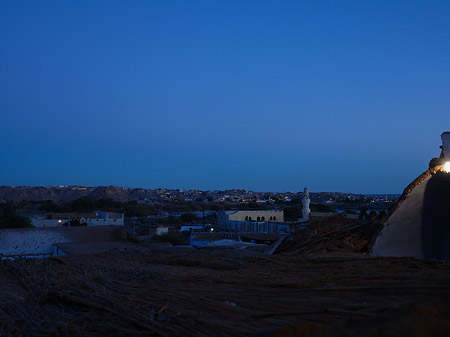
0, 186, 140, 203
0, 185, 399, 206
86, 186, 131, 202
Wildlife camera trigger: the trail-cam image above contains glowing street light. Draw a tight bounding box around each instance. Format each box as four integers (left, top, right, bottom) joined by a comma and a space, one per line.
444, 161, 450, 173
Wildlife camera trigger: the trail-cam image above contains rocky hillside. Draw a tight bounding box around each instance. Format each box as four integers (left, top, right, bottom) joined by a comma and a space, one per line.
0, 186, 143, 203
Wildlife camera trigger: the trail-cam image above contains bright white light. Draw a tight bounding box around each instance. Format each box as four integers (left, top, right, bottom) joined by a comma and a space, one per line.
444, 161, 450, 173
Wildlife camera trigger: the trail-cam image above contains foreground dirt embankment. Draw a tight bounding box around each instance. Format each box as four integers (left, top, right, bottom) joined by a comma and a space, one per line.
0, 246, 449, 336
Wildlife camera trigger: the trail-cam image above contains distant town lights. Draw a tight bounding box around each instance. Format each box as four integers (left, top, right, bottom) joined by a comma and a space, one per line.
444, 161, 450, 173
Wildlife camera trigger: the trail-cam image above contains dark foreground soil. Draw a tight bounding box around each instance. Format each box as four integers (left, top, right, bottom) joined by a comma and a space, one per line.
1, 245, 449, 336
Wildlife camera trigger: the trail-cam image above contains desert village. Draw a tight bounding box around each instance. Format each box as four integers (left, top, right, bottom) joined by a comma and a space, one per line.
0, 132, 449, 336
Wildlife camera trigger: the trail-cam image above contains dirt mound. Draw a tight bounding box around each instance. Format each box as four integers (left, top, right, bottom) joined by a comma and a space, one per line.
1, 247, 448, 336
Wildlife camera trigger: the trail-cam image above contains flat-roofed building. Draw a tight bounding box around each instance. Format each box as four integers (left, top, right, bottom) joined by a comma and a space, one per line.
218, 210, 289, 234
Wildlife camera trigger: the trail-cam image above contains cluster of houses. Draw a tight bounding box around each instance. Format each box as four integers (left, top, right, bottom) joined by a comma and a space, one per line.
23, 188, 338, 239
1, 187, 329, 257
31, 211, 124, 227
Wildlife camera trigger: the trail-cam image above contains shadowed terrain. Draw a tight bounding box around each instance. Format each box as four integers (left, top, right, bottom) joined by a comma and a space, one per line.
0, 246, 449, 336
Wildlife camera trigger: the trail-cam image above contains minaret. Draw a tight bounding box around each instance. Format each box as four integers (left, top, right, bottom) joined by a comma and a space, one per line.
442, 132, 450, 173
302, 187, 311, 221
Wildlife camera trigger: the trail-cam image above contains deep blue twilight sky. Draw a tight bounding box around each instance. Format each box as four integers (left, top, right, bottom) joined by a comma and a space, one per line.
1, 1, 449, 194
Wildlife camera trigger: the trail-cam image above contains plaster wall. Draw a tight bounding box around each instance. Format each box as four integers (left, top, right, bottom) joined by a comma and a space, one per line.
32, 219, 60, 228
86, 218, 124, 226
225, 210, 284, 222
226, 221, 290, 233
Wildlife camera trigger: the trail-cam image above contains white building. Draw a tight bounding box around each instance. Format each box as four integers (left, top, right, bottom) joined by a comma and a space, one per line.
32, 211, 124, 228
218, 210, 289, 234
219, 210, 283, 223
180, 225, 204, 232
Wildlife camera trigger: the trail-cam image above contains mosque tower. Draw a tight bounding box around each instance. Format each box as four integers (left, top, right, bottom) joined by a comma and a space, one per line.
302, 187, 311, 222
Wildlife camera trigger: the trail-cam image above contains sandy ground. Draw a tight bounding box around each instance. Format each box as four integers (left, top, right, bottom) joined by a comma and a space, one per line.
0, 245, 449, 336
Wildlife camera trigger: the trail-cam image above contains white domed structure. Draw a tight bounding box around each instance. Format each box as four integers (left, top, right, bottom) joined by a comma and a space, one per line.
373, 132, 450, 260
